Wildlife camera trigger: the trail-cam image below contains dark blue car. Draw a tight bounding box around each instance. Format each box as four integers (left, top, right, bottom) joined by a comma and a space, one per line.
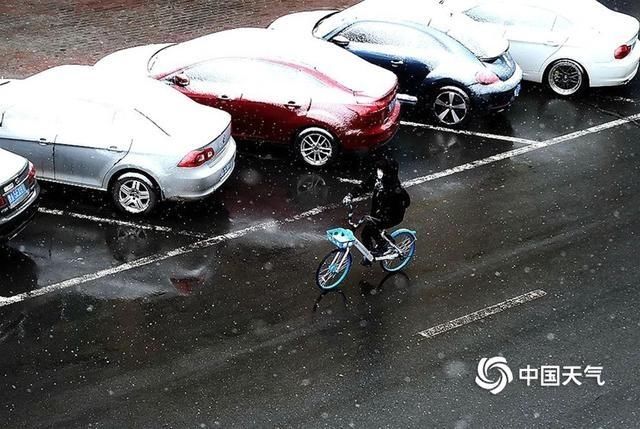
271, 13, 523, 126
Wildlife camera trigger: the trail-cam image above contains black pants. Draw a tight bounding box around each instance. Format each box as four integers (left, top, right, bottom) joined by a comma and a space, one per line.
361, 219, 393, 253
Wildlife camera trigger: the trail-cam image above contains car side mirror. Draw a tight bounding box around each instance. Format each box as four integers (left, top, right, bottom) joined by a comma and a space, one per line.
331, 36, 350, 48
171, 73, 190, 87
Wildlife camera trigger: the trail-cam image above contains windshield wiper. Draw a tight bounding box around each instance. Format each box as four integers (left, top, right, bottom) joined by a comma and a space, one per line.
147, 43, 177, 74
313, 10, 341, 36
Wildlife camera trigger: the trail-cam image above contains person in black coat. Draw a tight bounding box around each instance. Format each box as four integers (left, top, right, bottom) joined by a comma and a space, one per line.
343, 157, 410, 259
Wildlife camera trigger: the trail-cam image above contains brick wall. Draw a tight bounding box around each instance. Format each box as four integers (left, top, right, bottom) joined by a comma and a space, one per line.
0, 0, 357, 78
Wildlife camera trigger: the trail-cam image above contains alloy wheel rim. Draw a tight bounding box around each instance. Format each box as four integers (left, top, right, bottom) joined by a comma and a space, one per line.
118, 179, 151, 214
549, 62, 582, 95
300, 132, 333, 166
433, 91, 468, 125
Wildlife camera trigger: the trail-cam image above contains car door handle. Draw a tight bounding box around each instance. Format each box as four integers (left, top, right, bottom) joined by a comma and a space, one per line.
390, 59, 404, 67
285, 101, 301, 108
219, 94, 231, 100
38, 138, 48, 146
545, 40, 560, 47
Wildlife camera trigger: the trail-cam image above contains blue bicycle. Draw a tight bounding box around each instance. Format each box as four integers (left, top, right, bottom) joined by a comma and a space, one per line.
315, 203, 417, 291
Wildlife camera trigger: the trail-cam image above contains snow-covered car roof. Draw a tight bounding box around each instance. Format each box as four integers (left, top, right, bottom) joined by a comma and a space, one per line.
0, 65, 230, 140
446, 0, 613, 19
147, 28, 396, 94
338, 0, 508, 59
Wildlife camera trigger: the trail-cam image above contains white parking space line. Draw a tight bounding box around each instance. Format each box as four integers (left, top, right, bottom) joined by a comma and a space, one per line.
2, 112, 639, 307
38, 207, 206, 239
400, 121, 538, 146
337, 177, 363, 184
544, 112, 640, 145
402, 112, 640, 189
417, 290, 548, 339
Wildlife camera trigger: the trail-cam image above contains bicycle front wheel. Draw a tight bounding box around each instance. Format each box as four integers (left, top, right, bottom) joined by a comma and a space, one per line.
316, 249, 352, 291
381, 231, 416, 273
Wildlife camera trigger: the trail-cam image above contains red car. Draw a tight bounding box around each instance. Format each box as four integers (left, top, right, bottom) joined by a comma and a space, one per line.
96, 28, 401, 167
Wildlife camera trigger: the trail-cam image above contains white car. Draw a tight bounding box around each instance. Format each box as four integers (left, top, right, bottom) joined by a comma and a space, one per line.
269, 0, 510, 60
0, 65, 236, 215
441, 0, 640, 95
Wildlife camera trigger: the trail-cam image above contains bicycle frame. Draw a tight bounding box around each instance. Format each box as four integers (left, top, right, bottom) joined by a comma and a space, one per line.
326, 203, 406, 263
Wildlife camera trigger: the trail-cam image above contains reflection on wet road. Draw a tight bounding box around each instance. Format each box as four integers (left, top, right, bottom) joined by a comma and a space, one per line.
2, 0, 640, 426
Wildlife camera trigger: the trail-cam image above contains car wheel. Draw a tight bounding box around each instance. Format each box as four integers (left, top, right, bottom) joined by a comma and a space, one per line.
111, 173, 158, 215
432, 86, 471, 126
545, 60, 587, 96
295, 128, 337, 168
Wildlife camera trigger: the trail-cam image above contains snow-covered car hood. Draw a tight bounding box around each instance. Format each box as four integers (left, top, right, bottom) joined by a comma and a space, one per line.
0, 148, 28, 182
268, 10, 338, 37
94, 43, 172, 76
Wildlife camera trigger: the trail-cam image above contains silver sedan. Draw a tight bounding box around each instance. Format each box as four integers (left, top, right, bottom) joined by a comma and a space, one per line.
0, 65, 236, 215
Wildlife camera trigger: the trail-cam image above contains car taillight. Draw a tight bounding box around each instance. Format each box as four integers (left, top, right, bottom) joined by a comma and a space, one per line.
27, 162, 36, 185
615, 44, 632, 60
0, 195, 7, 209
178, 147, 215, 168
476, 69, 500, 85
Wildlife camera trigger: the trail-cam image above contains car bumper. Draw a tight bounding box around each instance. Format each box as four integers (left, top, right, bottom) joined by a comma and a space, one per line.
589, 50, 640, 87
0, 183, 40, 242
164, 138, 237, 201
341, 100, 402, 151
471, 66, 523, 113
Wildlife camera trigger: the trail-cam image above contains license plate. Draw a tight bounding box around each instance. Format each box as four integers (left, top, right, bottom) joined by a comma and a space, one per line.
514, 84, 521, 98
6, 183, 28, 207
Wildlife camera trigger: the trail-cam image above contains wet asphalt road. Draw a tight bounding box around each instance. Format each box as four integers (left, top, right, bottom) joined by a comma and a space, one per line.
2, 1, 640, 427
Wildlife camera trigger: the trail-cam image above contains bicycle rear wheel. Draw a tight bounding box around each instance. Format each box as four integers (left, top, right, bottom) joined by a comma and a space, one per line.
316, 249, 352, 291
381, 231, 416, 273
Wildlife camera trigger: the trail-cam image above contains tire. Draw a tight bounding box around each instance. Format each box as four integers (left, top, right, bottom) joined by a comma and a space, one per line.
545, 59, 587, 97
381, 230, 416, 273
316, 249, 352, 291
431, 86, 471, 126
111, 173, 158, 215
295, 128, 337, 168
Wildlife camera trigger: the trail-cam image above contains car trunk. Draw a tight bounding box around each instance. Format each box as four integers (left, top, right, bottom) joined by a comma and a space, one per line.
0, 149, 28, 186
482, 51, 517, 81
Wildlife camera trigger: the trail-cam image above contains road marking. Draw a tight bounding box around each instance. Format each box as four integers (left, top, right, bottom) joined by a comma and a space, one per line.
402, 112, 640, 188
0, 206, 342, 307
38, 207, 206, 239
401, 121, 538, 146
337, 177, 363, 184
3, 112, 639, 307
602, 95, 638, 104
417, 290, 548, 339
544, 113, 640, 145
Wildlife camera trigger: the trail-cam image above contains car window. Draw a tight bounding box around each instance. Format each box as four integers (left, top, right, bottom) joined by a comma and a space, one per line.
467, 4, 556, 31
339, 21, 446, 51
55, 100, 123, 148
184, 58, 326, 92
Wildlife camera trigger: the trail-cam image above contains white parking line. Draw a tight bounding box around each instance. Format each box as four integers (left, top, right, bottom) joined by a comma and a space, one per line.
38, 208, 206, 239
402, 112, 640, 188
400, 121, 538, 146
417, 290, 548, 339
2, 112, 638, 307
